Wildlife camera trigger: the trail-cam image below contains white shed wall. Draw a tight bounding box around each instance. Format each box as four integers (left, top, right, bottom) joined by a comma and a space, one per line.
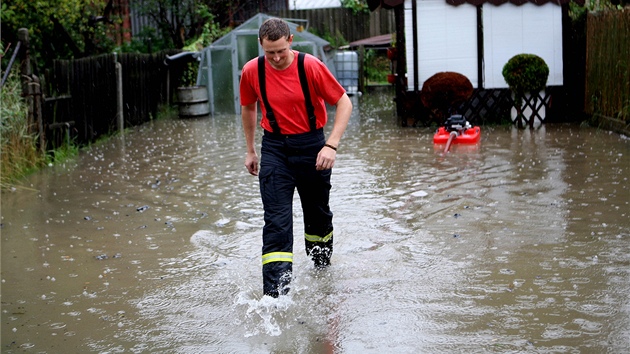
404, 0, 564, 91
483, 2, 564, 88
404, 0, 478, 91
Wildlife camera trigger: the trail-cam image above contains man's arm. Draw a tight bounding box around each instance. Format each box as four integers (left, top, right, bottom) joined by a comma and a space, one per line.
326, 93, 352, 148
242, 102, 259, 176
316, 93, 352, 171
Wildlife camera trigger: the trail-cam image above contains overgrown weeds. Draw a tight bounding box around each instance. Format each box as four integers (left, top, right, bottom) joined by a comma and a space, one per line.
1, 70, 79, 190
1, 71, 44, 189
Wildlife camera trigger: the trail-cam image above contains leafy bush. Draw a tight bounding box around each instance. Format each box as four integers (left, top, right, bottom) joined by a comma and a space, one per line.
421, 71, 473, 120
502, 54, 549, 94
1, 70, 43, 188
341, 0, 370, 14
364, 49, 389, 84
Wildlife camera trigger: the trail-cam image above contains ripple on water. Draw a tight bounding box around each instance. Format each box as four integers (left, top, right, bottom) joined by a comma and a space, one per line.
49, 322, 67, 330
136, 294, 174, 312
573, 318, 604, 334
566, 301, 618, 317
541, 324, 582, 339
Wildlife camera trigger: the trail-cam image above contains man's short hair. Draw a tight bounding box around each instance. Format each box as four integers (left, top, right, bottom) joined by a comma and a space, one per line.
259, 18, 291, 42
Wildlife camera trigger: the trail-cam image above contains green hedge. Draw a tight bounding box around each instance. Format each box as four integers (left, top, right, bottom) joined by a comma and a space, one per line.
502, 54, 549, 94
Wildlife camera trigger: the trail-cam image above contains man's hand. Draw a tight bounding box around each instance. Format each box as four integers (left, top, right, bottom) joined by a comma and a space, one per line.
314, 93, 351, 171
316, 145, 336, 170
241, 102, 259, 176
245, 151, 259, 176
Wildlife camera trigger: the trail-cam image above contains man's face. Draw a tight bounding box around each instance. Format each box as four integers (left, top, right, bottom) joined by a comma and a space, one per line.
260, 35, 293, 70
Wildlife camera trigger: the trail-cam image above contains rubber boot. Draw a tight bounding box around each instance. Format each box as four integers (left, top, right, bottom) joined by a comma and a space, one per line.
263, 261, 292, 297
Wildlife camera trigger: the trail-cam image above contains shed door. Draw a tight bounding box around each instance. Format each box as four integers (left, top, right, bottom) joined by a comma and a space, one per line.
404, 0, 478, 91
483, 2, 564, 88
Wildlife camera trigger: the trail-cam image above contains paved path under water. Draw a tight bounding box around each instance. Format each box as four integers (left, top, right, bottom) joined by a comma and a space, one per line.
2, 92, 629, 353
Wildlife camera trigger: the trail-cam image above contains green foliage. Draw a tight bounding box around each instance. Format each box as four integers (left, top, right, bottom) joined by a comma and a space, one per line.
1, 0, 116, 69
181, 62, 199, 87
183, 7, 230, 51
308, 28, 348, 49
48, 137, 79, 164
1, 69, 81, 189
502, 54, 549, 94
156, 104, 178, 120
177, 6, 229, 86
0, 70, 44, 188
195, 4, 231, 47
364, 49, 389, 84
2, 0, 233, 75
134, 0, 191, 48
116, 27, 171, 54
341, 0, 370, 14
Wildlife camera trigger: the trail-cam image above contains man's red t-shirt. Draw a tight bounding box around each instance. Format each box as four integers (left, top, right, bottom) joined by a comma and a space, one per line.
240, 51, 346, 135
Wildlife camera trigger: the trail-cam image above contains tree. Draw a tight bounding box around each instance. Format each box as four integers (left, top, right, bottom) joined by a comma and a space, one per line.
130, 0, 242, 50
1, 0, 117, 70
341, 0, 370, 14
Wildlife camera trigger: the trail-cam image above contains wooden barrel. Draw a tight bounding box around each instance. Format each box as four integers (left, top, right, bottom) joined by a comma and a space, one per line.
177, 86, 210, 117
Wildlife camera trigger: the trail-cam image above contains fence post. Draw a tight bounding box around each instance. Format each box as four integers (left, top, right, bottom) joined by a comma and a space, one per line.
33, 75, 44, 151
18, 28, 46, 152
114, 53, 124, 134
166, 67, 170, 106
18, 29, 34, 130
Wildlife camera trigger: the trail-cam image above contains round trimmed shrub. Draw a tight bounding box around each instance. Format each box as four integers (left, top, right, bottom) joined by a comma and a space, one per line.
502, 54, 549, 94
421, 71, 473, 118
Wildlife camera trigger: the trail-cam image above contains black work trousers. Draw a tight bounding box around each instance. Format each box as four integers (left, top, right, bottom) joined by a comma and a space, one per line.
259, 128, 334, 297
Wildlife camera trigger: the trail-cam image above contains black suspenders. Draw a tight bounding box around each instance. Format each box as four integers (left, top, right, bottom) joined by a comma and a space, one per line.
258, 52, 317, 134
297, 53, 317, 132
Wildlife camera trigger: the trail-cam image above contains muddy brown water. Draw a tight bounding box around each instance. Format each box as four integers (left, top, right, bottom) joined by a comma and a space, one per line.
2, 91, 629, 353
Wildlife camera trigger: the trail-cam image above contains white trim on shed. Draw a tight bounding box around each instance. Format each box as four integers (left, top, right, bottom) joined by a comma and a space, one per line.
289, 0, 342, 10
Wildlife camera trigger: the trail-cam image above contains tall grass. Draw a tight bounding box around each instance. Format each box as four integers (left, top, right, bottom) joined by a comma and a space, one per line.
1, 70, 44, 189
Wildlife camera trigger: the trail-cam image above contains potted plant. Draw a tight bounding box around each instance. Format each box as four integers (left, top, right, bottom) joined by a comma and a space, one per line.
387, 33, 397, 59
502, 54, 549, 128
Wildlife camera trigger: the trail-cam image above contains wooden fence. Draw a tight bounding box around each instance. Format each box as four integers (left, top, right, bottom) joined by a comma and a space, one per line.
585, 9, 630, 134
40, 8, 395, 149
273, 7, 396, 42
44, 50, 182, 148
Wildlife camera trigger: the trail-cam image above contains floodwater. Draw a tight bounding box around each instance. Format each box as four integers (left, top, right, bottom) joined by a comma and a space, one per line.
2, 89, 629, 353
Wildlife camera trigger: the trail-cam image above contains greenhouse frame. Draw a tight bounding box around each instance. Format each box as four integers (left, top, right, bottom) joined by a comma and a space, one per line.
197, 13, 351, 115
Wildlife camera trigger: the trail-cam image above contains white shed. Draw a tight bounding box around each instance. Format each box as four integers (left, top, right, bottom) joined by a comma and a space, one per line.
366, 0, 581, 124
403, 0, 569, 91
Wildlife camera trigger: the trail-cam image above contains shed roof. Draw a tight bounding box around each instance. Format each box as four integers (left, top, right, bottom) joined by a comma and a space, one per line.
446, 0, 584, 5
289, 0, 342, 10
367, 0, 584, 9
347, 34, 394, 48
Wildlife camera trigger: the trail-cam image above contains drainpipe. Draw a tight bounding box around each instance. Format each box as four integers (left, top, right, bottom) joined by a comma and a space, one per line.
476, 5, 484, 89
395, 5, 407, 119
411, 0, 418, 92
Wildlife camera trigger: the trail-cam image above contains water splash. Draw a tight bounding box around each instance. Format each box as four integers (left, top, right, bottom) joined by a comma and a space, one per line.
236, 292, 295, 337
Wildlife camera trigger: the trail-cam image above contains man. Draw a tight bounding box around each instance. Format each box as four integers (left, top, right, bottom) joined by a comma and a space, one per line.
240, 18, 352, 298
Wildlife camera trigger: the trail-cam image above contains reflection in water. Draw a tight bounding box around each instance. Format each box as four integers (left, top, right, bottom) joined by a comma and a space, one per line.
2, 89, 629, 353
